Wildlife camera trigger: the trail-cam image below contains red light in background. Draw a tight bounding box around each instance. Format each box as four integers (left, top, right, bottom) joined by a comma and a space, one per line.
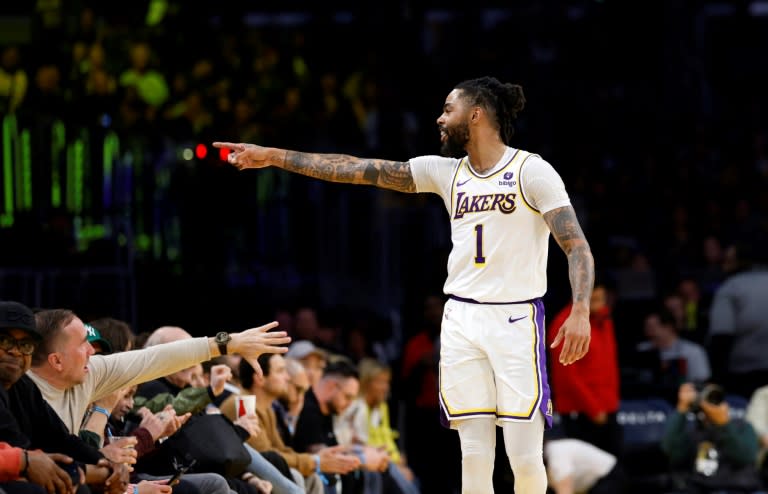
219, 147, 230, 161
195, 144, 207, 159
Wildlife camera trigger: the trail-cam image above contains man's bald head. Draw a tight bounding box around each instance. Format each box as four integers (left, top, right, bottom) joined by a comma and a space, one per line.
144, 326, 192, 347
143, 326, 197, 388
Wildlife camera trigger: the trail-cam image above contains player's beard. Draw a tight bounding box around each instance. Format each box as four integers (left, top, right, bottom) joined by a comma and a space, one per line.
440, 120, 470, 158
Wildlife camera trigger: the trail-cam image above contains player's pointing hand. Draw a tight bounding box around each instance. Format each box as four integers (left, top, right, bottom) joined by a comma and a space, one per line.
213, 142, 285, 171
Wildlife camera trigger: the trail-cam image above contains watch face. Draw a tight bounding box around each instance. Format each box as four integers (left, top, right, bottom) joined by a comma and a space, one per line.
216, 332, 230, 354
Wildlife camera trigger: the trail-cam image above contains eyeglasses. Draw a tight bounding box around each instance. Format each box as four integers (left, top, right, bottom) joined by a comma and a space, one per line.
0, 333, 37, 355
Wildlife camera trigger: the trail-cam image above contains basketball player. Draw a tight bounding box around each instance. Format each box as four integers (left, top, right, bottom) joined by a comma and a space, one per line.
213, 76, 594, 494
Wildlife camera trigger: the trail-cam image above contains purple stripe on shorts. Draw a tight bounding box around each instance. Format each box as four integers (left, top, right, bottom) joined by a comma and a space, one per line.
439, 394, 450, 428
534, 298, 553, 428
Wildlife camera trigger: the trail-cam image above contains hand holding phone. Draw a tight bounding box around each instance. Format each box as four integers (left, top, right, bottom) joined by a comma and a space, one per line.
169, 458, 196, 486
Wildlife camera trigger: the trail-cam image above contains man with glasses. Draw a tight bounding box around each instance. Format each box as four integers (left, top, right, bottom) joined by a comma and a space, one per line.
0, 300, 119, 494
0, 331, 36, 359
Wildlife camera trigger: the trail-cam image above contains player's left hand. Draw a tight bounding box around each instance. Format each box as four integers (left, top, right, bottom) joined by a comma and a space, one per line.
550, 309, 590, 365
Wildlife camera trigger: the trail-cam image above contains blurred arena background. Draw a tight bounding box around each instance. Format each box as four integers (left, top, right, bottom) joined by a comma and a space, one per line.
0, 0, 766, 341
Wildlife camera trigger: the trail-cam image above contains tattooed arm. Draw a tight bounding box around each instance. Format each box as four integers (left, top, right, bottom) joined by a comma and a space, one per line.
544, 205, 595, 311
212, 142, 416, 193
544, 205, 595, 365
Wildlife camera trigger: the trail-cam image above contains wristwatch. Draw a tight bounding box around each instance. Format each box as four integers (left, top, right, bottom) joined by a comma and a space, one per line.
215, 331, 232, 355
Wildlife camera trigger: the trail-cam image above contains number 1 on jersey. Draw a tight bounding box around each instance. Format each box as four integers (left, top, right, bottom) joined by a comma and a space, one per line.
474, 224, 486, 265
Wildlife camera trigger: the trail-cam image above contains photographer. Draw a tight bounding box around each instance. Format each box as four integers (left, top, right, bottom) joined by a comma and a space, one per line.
661, 382, 761, 493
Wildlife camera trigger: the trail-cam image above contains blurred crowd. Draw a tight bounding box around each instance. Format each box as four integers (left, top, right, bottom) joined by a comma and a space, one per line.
2, 1, 768, 493
1, 2, 767, 310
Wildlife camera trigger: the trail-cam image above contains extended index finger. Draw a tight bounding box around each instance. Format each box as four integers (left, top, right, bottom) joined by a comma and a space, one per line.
212, 142, 243, 151
253, 321, 280, 332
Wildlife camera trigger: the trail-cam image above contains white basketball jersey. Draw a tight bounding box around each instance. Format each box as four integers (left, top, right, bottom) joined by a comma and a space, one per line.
410, 146, 571, 303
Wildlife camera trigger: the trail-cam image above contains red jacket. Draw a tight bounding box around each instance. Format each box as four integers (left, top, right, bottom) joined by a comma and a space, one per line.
0, 442, 22, 482
547, 304, 620, 418
401, 332, 439, 408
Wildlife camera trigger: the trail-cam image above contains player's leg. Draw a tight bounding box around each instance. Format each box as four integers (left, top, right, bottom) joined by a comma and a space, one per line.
455, 417, 496, 494
439, 299, 497, 421
502, 413, 547, 494
440, 299, 500, 493
485, 300, 548, 493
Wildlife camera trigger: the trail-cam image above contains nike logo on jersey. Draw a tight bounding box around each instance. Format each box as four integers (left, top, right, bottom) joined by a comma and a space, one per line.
457, 178, 472, 187
508, 315, 526, 324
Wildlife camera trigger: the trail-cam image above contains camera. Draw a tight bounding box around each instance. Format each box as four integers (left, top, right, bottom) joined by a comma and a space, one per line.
691, 383, 725, 413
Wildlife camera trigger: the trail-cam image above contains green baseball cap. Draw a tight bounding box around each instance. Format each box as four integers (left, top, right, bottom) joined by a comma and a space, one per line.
85, 323, 113, 354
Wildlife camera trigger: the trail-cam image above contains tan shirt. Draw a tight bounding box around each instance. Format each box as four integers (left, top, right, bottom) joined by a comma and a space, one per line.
28, 338, 212, 433
221, 393, 316, 476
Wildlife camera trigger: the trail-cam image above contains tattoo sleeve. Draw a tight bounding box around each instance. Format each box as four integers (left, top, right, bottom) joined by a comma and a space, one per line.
282, 151, 416, 193
543, 206, 595, 307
